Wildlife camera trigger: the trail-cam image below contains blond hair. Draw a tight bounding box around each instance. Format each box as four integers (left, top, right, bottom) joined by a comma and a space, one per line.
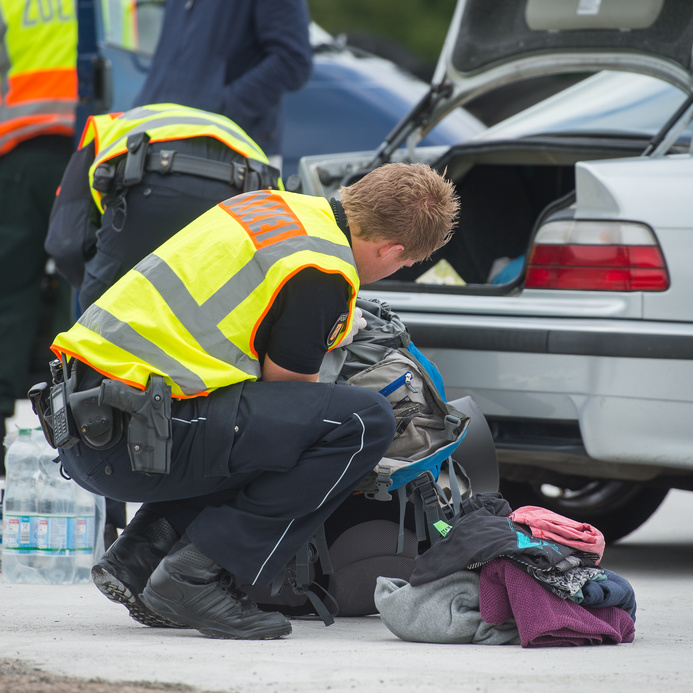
339, 163, 459, 260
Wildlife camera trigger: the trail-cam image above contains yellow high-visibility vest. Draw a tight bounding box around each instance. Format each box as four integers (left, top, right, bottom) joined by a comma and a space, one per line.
102, 0, 139, 52
81, 103, 274, 212
52, 190, 360, 398
0, 0, 77, 155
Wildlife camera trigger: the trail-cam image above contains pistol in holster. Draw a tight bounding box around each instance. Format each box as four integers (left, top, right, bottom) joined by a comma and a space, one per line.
99, 375, 172, 475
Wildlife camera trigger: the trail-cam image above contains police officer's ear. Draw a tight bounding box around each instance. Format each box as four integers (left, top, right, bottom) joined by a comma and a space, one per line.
378, 243, 405, 259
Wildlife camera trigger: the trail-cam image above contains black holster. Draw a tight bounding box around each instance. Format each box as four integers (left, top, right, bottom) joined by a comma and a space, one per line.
29, 357, 124, 451
69, 386, 124, 450
99, 375, 172, 475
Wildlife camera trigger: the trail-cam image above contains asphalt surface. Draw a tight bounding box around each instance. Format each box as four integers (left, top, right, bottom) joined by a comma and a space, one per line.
2, 403, 693, 693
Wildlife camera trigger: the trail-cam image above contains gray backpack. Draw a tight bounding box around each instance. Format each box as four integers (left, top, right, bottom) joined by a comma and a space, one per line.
242, 298, 492, 622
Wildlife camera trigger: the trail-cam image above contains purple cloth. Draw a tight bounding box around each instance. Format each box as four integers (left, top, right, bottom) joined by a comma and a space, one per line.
480, 559, 635, 647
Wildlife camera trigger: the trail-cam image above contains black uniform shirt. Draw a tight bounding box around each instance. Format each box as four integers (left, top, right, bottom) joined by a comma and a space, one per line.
253, 200, 352, 375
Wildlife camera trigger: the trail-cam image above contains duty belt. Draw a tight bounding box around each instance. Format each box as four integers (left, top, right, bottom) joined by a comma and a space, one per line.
92, 131, 280, 194
146, 150, 250, 189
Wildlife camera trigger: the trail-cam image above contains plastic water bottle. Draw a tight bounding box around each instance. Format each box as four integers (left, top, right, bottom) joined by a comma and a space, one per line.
72, 486, 107, 583
2, 427, 106, 584
2, 428, 42, 583
0, 478, 5, 571
35, 432, 77, 585
93, 493, 106, 569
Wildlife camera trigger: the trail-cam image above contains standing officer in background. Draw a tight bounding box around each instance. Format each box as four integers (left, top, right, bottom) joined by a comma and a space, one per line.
132, 0, 313, 169
45, 103, 281, 314
0, 0, 76, 468
45, 163, 459, 640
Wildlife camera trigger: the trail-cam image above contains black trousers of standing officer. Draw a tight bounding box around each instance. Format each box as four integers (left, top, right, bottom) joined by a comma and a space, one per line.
58, 380, 396, 587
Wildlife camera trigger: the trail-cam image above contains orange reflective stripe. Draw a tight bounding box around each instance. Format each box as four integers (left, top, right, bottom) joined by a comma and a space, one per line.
5, 68, 77, 105
218, 191, 308, 250
247, 264, 340, 359
79, 112, 122, 150
0, 114, 73, 137
0, 114, 73, 155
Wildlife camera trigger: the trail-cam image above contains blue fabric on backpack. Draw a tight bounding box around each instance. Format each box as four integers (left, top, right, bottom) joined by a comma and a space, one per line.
389, 344, 466, 491
388, 434, 468, 491
406, 342, 447, 401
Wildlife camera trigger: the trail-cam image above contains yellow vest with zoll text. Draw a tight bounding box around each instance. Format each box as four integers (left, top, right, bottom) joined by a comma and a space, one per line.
0, 0, 77, 155
81, 103, 274, 212
52, 190, 360, 398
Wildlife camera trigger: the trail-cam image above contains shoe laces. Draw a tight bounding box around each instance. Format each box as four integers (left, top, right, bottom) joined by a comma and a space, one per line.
219, 572, 255, 612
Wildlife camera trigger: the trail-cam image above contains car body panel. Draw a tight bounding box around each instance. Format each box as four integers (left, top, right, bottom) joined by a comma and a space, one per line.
297, 0, 693, 496
575, 156, 693, 322
417, 0, 693, 144
425, 346, 693, 470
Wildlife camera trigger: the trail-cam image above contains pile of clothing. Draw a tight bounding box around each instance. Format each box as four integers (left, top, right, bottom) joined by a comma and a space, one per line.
374, 493, 636, 647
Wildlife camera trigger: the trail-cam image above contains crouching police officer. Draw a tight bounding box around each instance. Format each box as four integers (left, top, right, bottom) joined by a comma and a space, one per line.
40, 163, 459, 640
44, 103, 281, 540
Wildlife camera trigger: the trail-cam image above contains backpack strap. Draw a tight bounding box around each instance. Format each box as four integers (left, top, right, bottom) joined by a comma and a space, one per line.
302, 584, 338, 626
396, 486, 407, 554
286, 528, 338, 626
410, 471, 450, 545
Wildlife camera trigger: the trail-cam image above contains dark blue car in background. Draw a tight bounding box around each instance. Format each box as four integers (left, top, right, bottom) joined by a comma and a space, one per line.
76, 1, 485, 176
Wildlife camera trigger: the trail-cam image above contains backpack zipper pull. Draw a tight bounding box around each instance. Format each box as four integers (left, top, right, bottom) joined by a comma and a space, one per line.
405, 372, 419, 393
379, 371, 414, 397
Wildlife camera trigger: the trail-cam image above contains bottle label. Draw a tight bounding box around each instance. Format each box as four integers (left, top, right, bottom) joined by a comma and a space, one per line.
3, 514, 74, 555
69, 516, 94, 553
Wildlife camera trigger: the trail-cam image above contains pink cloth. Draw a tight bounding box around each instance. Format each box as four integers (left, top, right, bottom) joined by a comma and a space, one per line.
480, 558, 635, 647
509, 505, 606, 563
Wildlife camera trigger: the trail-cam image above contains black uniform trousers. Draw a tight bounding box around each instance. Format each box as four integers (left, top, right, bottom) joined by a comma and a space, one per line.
58, 380, 395, 586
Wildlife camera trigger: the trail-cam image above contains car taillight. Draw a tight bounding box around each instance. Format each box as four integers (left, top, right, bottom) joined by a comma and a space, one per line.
525, 220, 669, 291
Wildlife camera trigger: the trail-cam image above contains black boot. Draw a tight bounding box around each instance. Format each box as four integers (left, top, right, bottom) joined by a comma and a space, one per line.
140, 535, 292, 640
91, 507, 185, 628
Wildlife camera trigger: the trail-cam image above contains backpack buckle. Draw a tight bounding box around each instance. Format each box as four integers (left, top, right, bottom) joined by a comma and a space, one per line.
364, 470, 393, 502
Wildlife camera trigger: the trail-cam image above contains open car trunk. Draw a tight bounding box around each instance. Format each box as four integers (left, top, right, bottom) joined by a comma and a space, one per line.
376, 136, 650, 291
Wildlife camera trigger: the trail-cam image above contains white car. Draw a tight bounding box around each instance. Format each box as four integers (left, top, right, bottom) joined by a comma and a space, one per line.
297, 0, 693, 541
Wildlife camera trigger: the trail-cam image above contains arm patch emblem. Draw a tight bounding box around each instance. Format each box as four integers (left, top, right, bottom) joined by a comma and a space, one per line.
327, 313, 349, 348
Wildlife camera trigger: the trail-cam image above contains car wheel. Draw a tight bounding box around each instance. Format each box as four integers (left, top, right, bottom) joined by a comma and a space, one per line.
499, 479, 669, 544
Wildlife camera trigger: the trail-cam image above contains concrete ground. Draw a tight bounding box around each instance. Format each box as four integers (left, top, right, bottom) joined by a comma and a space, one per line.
2, 404, 692, 693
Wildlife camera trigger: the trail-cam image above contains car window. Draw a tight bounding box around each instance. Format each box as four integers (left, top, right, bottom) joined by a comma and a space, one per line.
100, 0, 164, 55
484, 71, 693, 146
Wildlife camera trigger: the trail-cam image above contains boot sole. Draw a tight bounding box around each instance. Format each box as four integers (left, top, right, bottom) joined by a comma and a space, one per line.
91, 564, 188, 629
199, 622, 293, 640
141, 588, 292, 640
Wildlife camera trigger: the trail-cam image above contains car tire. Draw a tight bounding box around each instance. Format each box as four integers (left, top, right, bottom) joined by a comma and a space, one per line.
499, 479, 670, 544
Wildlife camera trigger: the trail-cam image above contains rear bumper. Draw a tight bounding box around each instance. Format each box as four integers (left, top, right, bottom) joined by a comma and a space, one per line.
407, 316, 693, 360
398, 313, 693, 475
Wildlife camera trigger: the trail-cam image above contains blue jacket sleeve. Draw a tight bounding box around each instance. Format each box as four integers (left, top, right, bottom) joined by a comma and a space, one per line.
44, 142, 100, 290
221, 0, 312, 124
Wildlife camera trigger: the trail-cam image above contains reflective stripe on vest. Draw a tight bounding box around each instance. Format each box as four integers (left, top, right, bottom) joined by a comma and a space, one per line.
0, 0, 76, 155
82, 104, 269, 211
52, 191, 360, 397
102, 0, 138, 51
